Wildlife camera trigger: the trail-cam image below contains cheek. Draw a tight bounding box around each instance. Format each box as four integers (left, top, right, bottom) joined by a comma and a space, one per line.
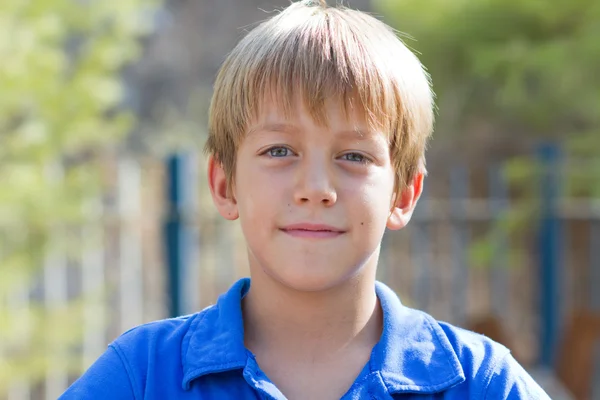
345, 173, 395, 215
363, 191, 393, 228
235, 165, 286, 223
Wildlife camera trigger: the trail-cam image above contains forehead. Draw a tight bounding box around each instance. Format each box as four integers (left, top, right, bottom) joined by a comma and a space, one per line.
251, 92, 374, 131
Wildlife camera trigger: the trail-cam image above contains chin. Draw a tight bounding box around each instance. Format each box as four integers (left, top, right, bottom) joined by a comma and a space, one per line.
267, 265, 357, 293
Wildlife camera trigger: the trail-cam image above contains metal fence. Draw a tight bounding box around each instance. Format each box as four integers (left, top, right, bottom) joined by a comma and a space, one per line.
2, 147, 599, 399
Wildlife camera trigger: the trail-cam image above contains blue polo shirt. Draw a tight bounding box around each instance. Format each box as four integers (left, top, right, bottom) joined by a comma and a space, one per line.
61, 278, 549, 399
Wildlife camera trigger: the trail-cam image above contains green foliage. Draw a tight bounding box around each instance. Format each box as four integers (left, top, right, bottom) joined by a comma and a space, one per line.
376, 0, 600, 270
376, 0, 600, 142
0, 0, 157, 394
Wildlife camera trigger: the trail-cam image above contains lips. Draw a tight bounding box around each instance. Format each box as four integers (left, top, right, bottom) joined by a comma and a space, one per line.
280, 223, 346, 239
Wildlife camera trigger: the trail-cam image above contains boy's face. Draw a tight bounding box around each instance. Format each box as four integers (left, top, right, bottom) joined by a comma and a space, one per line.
209, 97, 423, 292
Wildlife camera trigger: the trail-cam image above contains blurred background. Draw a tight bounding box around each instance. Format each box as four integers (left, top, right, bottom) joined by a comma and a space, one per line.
1, 0, 599, 399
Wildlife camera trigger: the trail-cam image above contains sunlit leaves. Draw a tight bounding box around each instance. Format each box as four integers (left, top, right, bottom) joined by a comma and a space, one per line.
0, 0, 158, 393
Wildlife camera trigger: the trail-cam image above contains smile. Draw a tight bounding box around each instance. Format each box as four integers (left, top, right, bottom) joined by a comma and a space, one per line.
280, 223, 346, 239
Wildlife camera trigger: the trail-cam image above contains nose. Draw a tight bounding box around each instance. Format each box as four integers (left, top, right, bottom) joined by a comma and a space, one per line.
293, 155, 337, 206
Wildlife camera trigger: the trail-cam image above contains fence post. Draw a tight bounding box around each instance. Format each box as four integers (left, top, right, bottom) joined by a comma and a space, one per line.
537, 143, 563, 367
118, 159, 143, 331
412, 183, 432, 311
82, 197, 106, 369
43, 163, 68, 400
164, 154, 199, 317
489, 164, 509, 321
450, 166, 469, 326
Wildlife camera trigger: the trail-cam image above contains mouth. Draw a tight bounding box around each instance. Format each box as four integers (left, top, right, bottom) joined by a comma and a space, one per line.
280, 223, 346, 239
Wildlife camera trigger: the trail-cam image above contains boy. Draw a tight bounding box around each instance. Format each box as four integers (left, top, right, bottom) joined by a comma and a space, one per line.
61, 0, 550, 398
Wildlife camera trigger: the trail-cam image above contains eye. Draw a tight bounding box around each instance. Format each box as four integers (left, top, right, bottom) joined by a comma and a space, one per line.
263, 146, 292, 158
341, 152, 369, 164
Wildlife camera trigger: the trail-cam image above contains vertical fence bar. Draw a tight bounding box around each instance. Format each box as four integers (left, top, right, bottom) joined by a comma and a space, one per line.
537, 143, 562, 367
450, 166, 469, 326
118, 159, 143, 331
43, 163, 68, 400
81, 197, 106, 368
165, 155, 182, 318
7, 278, 32, 400
590, 212, 600, 311
182, 153, 200, 315
216, 218, 234, 294
489, 164, 509, 321
164, 153, 199, 317
412, 184, 432, 311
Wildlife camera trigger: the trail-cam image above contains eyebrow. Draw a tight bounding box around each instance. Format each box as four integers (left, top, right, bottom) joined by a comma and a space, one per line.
336, 129, 378, 141
248, 123, 377, 140
247, 123, 299, 136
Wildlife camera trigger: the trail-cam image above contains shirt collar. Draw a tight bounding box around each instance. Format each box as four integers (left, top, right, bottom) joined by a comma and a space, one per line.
181, 278, 465, 393
181, 278, 250, 389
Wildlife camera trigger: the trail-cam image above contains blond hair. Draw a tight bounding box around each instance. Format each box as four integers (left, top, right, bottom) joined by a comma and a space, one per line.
205, 0, 434, 191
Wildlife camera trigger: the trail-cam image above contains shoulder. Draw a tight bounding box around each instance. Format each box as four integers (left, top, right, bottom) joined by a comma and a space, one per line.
112, 306, 214, 367
60, 308, 217, 399
434, 319, 550, 399
400, 307, 511, 388
114, 312, 198, 349
107, 306, 218, 393
436, 319, 510, 370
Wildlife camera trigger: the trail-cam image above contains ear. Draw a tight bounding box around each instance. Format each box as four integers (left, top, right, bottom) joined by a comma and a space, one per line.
207, 156, 238, 220
386, 172, 424, 231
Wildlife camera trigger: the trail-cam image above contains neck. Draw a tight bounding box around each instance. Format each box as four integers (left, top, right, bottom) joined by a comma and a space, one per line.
242, 259, 382, 361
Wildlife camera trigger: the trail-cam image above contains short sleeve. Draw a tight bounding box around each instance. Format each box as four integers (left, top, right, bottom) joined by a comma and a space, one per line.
484, 353, 551, 400
59, 345, 137, 400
